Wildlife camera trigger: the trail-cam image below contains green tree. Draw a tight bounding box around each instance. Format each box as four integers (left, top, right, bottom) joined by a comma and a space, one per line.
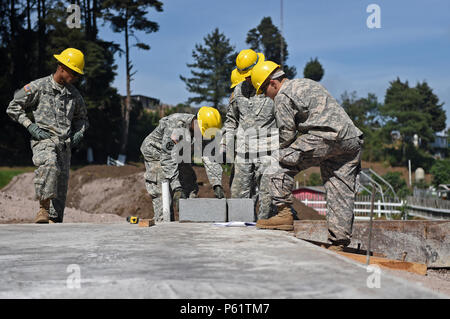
127, 100, 160, 161
341, 91, 384, 162
380, 78, 438, 164
430, 160, 450, 187
180, 28, 236, 109
102, 0, 163, 156
246, 17, 296, 78
303, 57, 324, 82
415, 81, 446, 133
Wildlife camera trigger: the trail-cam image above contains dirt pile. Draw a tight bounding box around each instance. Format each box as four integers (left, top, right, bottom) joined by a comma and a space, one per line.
66, 165, 152, 219
65, 164, 232, 220
1, 164, 324, 223
292, 198, 326, 220
0, 192, 122, 223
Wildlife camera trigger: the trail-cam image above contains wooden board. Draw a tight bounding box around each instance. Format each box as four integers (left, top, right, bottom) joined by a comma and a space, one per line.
138, 219, 155, 227
336, 251, 427, 276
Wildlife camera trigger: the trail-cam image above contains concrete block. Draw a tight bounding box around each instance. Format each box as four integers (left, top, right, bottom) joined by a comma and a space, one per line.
227, 199, 255, 222
179, 199, 227, 222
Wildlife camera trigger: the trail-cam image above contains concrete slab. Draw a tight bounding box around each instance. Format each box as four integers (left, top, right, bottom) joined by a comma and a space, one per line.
179, 198, 227, 222
0, 222, 445, 299
227, 199, 255, 222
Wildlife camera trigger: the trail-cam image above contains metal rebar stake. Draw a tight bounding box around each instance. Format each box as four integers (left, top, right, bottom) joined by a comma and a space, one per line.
366, 182, 376, 265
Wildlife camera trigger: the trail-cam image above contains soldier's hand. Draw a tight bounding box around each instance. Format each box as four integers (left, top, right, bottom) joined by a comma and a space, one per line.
27, 123, 51, 140
71, 131, 84, 148
213, 185, 225, 199
173, 188, 186, 211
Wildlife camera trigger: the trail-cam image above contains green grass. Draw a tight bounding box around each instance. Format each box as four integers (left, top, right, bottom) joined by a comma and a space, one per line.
0, 167, 35, 189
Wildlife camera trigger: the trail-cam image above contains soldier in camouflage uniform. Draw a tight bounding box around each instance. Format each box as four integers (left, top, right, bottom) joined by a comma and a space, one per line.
6, 48, 89, 223
141, 108, 224, 222
251, 61, 363, 250
221, 50, 278, 220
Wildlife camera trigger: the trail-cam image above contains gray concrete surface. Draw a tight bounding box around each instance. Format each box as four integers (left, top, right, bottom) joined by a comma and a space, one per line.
227, 199, 255, 222
0, 222, 445, 299
179, 199, 227, 222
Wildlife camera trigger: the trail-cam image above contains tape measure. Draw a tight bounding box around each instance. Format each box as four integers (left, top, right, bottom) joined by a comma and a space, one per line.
126, 216, 139, 224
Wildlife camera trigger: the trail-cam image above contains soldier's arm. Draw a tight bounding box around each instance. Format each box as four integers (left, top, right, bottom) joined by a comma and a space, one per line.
72, 95, 89, 135
160, 126, 183, 191
6, 82, 40, 129
275, 94, 298, 148
220, 94, 239, 148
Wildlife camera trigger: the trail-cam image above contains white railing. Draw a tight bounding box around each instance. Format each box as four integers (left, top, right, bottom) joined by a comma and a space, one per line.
300, 198, 405, 219
301, 196, 450, 220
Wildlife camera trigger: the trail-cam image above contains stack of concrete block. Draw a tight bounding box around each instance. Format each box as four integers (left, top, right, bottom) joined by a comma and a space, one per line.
179, 198, 255, 223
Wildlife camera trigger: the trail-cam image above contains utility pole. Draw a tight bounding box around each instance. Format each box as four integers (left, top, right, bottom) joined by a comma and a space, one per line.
280, 0, 284, 67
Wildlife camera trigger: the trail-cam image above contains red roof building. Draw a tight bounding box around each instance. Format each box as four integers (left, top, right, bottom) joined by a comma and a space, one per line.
292, 186, 327, 215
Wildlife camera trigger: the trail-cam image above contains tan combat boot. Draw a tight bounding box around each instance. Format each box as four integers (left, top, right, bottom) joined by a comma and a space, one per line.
35, 199, 50, 224
256, 205, 294, 231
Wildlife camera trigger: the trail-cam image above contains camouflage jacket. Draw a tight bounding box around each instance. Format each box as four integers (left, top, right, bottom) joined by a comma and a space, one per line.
274, 78, 363, 148
6, 75, 89, 141
140, 113, 223, 190
222, 81, 278, 155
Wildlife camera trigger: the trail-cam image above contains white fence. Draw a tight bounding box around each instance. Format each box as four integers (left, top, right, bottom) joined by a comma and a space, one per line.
301, 196, 450, 220
300, 197, 404, 220
405, 196, 450, 220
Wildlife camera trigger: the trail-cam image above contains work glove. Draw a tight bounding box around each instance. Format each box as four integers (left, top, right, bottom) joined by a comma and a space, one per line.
27, 123, 51, 141
189, 191, 198, 199
213, 185, 225, 199
71, 131, 84, 148
173, 187, 186, 212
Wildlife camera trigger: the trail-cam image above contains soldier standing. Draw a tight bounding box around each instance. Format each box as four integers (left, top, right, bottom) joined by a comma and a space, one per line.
221, 49, 278, 220
251, 61, 363, 251
6, 48, 89, 223
140, 106, 224, 222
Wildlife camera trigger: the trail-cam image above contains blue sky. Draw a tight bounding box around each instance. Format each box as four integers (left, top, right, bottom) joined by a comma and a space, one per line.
98, 0, 450, 129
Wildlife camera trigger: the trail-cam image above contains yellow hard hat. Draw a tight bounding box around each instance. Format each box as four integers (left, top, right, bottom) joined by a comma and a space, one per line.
250, 60, 280, 94
236, 49, 265, 78
230, 68, 245, 88
54, 48, 85, 75
197, 106, 222, 139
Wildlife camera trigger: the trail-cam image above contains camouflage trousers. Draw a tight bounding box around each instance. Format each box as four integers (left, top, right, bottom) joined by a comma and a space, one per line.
31, 138, 71, 222
231, 155, 276, 220
271, 134, 363, 246
144, 161, 199, 222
